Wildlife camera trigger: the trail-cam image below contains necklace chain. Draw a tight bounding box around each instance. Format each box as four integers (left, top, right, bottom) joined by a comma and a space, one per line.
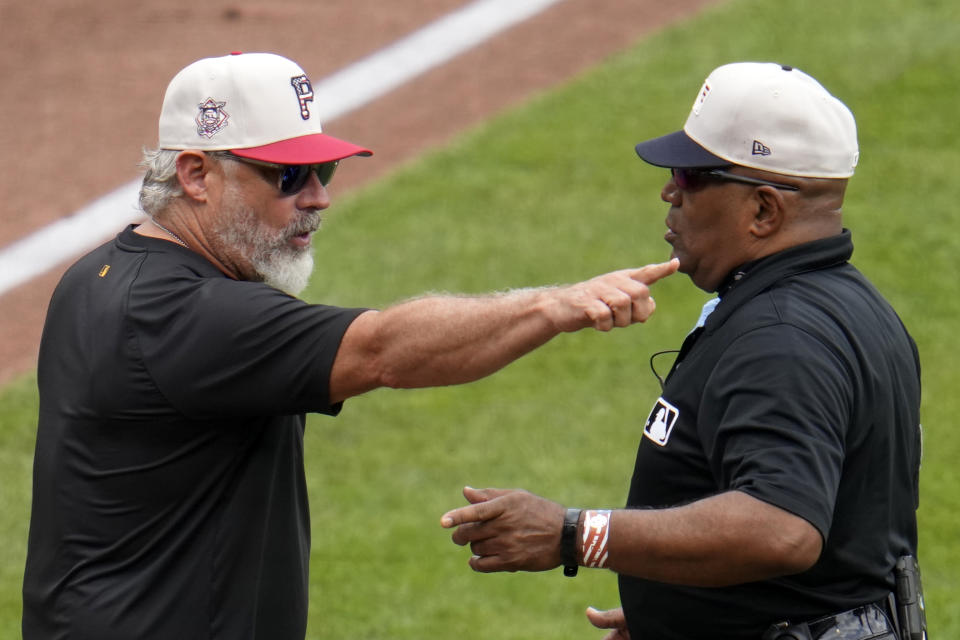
152, 219, 188, 248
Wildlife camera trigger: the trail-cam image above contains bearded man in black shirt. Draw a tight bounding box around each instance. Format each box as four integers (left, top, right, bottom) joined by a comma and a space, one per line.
22, 52, 678, 640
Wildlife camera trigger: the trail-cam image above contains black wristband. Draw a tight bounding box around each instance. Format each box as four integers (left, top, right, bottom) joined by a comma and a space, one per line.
562, 508, 581, 577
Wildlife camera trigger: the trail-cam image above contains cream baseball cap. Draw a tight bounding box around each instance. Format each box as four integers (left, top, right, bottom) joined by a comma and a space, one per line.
635, 62, 858, 178
158, 52, 372, 164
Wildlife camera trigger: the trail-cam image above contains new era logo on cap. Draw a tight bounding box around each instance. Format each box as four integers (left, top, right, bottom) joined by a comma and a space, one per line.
752, 140, 772, 156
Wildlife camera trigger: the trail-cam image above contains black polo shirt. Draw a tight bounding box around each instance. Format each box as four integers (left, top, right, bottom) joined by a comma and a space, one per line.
620, 231, 921, 639
23, 226, 366, 640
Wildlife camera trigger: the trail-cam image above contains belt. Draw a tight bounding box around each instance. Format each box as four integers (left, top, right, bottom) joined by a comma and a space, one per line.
764, 602, 897, 640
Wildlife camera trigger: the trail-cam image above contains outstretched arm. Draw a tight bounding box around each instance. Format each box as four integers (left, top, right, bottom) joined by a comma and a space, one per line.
329, 260, 678, 403
440, 487, 822, 587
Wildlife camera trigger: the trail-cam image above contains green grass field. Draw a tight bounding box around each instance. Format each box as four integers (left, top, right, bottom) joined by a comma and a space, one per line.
2, 0, 958, 637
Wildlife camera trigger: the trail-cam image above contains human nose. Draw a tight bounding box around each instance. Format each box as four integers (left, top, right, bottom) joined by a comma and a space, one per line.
296, 171, 332, 210
661, 178, 681, 205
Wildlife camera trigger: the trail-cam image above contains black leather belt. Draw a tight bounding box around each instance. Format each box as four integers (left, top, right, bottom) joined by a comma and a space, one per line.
764, 602, 897, 640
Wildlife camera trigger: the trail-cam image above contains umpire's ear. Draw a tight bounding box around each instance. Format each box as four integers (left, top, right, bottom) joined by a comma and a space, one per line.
175, 150, 213, 203
748, 185, 787, 239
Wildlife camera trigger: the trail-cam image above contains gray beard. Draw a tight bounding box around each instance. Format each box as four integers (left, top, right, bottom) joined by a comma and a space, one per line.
212, 191, 320, 296
254, 242, 315, 296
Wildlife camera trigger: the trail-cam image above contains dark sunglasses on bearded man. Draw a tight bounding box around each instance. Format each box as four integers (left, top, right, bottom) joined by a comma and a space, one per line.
219, 153, 339, 195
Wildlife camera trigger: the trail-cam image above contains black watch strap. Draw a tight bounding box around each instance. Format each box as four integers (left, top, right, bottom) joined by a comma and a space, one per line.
562, 508, 581, 577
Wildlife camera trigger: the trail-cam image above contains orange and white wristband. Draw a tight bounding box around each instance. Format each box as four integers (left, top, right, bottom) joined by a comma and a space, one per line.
580, 509, 612, 569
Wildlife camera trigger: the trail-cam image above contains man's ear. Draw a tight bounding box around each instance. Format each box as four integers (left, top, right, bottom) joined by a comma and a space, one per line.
749, 186, 786, 239
175, 150, 212, 202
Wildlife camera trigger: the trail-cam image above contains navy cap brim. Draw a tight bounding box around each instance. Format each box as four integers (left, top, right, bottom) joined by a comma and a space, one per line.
634, 130, 728, 168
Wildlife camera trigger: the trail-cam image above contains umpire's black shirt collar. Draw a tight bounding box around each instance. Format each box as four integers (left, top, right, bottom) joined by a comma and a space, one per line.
708, 229, 854, 332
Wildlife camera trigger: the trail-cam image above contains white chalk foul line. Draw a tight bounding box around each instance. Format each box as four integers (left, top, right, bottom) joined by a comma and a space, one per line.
0, 0, 566, 297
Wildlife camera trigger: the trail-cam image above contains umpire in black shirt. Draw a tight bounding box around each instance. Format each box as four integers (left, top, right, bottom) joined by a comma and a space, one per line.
441, 62, 922, 640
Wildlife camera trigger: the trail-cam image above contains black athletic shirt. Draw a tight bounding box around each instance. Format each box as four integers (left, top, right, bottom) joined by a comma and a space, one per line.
23, 225, 366, 640
619, 231, 922, 639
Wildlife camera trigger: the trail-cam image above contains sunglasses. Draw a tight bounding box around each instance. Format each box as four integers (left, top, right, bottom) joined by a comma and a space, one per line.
670, 167, 799, 192
220, 153, 339, 195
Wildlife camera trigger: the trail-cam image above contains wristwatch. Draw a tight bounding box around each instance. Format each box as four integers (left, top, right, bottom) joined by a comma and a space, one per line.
562, 508, 582, 577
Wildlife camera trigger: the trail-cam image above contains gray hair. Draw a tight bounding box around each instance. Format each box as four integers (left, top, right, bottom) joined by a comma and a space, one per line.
138, 148, 184, 217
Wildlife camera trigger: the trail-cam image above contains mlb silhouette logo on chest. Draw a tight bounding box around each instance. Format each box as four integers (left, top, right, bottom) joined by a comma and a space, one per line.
644, 397, 680, 446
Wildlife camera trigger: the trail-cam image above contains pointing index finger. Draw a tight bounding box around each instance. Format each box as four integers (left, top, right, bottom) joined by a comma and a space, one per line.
629, 258, 679, 286
440, 499, 503, 529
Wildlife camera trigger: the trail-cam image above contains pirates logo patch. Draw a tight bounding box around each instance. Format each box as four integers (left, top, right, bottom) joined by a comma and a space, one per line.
643, 397, 680, 446
692, 81, 711, 116
290, 75, 314, 120
196, 98, 229, 138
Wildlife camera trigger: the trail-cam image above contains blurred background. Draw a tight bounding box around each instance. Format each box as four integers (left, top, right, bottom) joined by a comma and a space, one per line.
1, 0, 957, 637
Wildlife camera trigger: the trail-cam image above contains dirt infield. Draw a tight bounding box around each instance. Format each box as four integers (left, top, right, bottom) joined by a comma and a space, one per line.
0, 0, 720, 384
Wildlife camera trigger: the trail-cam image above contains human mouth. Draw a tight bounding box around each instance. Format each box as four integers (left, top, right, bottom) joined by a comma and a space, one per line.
288, 215, 322, 248
664, 221, 677, 245
289, 232, 312, 249
289, 226, 320, 249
